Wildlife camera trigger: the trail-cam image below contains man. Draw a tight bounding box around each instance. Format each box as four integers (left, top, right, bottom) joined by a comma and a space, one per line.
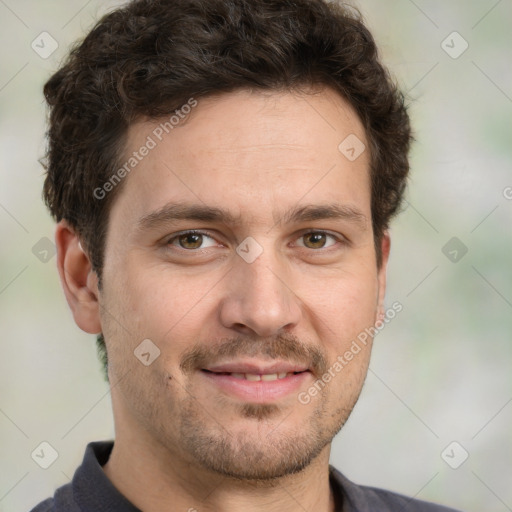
32, 0, 461, 510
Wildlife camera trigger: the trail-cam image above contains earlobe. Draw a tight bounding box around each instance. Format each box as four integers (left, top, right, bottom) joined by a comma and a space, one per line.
55, 221, 102, 334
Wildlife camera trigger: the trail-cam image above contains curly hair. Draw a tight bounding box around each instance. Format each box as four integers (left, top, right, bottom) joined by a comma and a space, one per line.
42, 0, 411, 375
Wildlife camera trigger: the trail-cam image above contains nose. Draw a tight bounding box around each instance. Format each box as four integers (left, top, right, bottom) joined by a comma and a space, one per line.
218, 250, 302, 338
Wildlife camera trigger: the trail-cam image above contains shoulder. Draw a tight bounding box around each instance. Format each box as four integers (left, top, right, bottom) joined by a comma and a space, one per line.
29, 498, 54, 512
330, 466, 462, 512
352, 485, 461, 511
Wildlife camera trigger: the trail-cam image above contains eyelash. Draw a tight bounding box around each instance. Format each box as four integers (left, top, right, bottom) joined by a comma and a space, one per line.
164, 229, 346, 253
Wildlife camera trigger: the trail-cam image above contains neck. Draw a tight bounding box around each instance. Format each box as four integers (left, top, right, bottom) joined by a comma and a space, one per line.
103, 426, 335, 512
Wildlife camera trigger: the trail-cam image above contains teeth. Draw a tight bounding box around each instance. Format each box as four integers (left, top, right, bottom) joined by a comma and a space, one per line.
228, 372, 291, 381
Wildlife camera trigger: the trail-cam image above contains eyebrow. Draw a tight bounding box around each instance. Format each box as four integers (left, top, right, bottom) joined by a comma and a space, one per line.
136, 201, 368, 232
279, 203, 367, 229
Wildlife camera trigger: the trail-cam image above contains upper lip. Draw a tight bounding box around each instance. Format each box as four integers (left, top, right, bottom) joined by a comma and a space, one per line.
203, 361, 310, 375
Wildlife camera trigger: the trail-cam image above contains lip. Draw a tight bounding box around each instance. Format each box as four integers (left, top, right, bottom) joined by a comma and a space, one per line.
204, 360, 309, 375
200, 360, 311, 402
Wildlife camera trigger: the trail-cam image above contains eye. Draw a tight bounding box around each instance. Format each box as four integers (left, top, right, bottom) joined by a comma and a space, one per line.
295, 231, 340, 250
166, 230, 218, 250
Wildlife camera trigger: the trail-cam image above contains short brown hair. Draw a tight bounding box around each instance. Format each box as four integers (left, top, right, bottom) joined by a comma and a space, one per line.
42, 0, 412, 373
43, 0, 411, 273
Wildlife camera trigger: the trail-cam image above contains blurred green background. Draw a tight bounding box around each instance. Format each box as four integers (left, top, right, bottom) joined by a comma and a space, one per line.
0, 1, 511, 511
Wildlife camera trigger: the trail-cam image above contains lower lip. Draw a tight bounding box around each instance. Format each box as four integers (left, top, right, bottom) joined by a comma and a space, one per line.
201, 371, 311, 402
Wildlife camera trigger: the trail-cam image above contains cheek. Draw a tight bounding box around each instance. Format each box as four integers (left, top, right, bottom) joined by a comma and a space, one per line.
113, 264, 218, 351
305, 276, 378, 389
310, 269, 379, 336
314, 278, 377, 400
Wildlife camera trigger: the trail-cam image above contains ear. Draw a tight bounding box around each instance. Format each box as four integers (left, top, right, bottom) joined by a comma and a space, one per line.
375, 232, 391, 323
55, 220, 102, 334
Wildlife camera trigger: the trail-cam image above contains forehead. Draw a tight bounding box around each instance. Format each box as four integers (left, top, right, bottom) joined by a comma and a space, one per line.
109, 87, 370, 232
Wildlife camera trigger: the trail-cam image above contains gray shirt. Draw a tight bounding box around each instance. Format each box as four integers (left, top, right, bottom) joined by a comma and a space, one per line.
30, 441, 461, 512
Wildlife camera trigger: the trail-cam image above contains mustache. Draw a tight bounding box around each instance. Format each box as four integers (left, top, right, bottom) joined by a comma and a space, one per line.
179, 334, 328, 377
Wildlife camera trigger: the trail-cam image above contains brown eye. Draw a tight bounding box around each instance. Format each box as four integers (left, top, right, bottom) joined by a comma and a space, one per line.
302, 232, 327, 249
178, 233, 204, 249
167, 231, 218, 251
296, 231, 340, 250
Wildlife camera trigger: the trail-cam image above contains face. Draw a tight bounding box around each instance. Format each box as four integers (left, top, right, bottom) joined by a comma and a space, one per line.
97, 88, 388, 480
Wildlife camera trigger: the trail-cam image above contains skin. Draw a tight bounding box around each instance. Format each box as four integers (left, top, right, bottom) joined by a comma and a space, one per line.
56, 87, 390, 512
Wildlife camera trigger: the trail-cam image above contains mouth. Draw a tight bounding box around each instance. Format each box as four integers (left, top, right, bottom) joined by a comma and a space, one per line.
199, 361, 311, 402
202, 370, 304, 381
